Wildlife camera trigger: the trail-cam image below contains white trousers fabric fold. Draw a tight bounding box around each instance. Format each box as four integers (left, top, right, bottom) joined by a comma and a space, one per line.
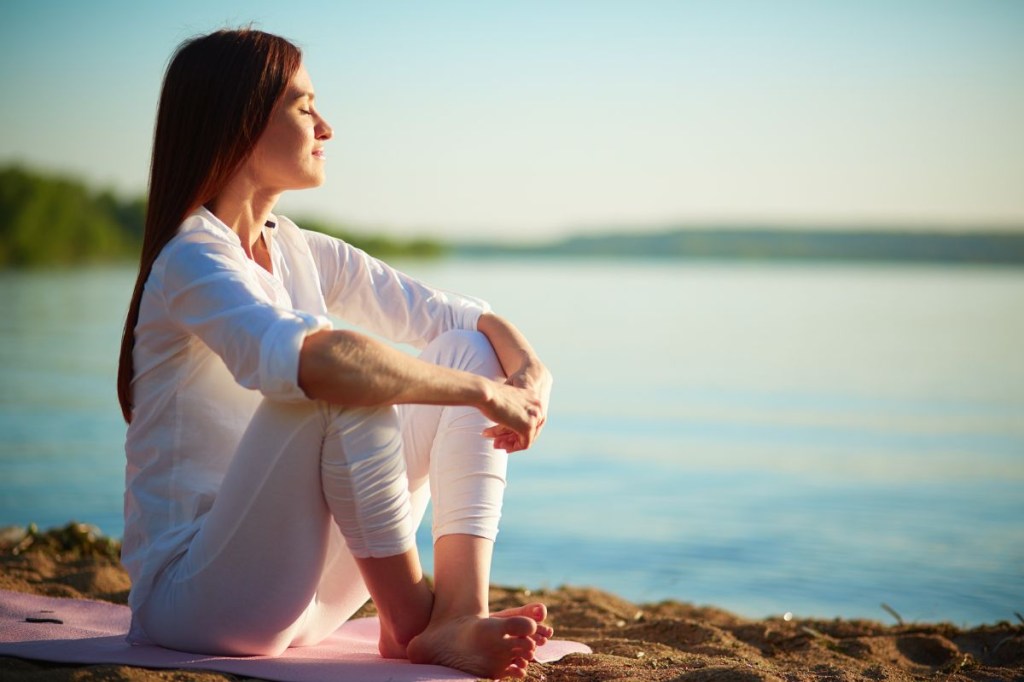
136, 330, 508, 655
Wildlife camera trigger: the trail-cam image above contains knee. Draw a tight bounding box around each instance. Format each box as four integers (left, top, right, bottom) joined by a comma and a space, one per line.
321, 404, 406, 484
321, 404, 402, 461
320, 405, 415, 558
422, 329, 503, 379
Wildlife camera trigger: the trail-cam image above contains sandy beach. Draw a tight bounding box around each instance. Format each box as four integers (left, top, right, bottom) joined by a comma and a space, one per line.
2, 523, 1022, 681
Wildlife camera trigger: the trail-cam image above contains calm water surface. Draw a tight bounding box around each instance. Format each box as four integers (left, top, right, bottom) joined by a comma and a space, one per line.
1, 260, 1021, 626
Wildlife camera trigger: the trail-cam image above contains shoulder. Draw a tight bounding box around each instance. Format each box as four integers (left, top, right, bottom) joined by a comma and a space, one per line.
154, 210, 248, 283
266, 212, 322, 260
177, 208, 239, 241
273, 213, 348, 263
164, 208, 246, 254
274, 213, 335, 248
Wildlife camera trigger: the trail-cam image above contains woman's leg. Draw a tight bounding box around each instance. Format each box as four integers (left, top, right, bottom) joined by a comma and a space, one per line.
286, 329, 551, 668
140, 330, 547, 674
138, 398, 421, 656
400, 331, 551, 679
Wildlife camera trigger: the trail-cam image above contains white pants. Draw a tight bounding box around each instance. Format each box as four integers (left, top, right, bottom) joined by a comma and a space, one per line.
137, 330, 508, 655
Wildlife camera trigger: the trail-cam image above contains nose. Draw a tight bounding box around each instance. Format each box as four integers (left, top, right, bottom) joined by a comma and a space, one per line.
316, 113, 333, 141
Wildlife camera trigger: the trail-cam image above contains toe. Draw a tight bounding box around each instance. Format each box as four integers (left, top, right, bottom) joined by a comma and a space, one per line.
502, 665, 527, 679
511, 637, 537, 656
511, 645, 535, 662
500, 616, 538, 637
492, 602, 547, 622
502, 658, 529, 679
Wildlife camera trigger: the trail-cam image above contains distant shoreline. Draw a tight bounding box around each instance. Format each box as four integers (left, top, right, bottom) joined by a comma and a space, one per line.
6, 163, 1024, 268
456, 228, 1024, 266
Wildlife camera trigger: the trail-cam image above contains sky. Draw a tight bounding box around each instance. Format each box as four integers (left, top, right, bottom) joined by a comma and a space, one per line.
1, 0, 1023, 241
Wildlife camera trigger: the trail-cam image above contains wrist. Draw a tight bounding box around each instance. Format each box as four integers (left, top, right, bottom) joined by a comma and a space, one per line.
511, 349, 536, 376
518, 355, 548, 383
473, 375, 497, 411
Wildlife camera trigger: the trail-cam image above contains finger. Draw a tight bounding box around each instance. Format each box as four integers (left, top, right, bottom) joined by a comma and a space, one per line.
491, 433, 514, 449
497, 437, 522, 453
497, 436, 521, 452
489, 427, 515, 442
482, 424, 508, 438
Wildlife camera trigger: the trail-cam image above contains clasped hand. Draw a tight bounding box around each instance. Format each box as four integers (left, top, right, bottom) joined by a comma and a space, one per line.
481, 362, 552, 453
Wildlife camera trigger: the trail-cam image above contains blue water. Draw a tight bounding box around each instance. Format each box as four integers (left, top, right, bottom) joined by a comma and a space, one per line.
1, 260, 1022, 626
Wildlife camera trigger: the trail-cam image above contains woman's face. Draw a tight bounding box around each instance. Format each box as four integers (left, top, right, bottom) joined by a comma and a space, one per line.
246, 64, 333, 193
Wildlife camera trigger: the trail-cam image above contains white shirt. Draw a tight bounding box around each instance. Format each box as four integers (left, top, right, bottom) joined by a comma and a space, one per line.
122, 207, 488, 623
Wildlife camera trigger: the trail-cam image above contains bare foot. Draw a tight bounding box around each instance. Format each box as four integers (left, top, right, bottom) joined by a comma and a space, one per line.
407, 613, 539, 679
491, 602, 554, 647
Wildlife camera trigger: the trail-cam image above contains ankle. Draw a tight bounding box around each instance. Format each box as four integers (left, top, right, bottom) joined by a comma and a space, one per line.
381, 588, 434, 645
383, 611, 430, 646
428, 596, 489, 624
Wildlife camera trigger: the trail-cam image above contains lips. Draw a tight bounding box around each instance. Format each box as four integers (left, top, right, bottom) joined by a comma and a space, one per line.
312, 149, 326, 159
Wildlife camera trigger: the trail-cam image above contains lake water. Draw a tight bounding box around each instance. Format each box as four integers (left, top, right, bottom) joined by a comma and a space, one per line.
0, 259, 1021, 626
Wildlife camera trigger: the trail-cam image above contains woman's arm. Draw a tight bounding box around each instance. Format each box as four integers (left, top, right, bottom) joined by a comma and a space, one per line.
298, 329, 544, 450
301, 227, 483, 347
476, 312, 553, 452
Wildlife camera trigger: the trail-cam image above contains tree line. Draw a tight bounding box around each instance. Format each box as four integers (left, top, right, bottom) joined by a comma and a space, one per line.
0, 165, 445, 267
0, 165, 144, 267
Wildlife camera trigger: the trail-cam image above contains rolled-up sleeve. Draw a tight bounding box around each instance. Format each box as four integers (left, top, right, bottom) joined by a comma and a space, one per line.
256, 310, 330, 400
302, 228, 490, 347
161, 237, 331, 401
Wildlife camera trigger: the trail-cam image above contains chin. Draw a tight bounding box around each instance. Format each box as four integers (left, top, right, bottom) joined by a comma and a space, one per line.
292, 175, 325, 191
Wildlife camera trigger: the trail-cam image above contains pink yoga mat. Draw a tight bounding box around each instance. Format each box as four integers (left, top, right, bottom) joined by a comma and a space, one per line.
0, 589, 590, 681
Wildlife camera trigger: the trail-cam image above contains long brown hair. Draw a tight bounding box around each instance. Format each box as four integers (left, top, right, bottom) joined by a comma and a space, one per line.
117, 29, 302, 422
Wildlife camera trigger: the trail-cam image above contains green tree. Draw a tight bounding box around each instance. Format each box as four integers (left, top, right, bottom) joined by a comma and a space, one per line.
0, 165, 141, 267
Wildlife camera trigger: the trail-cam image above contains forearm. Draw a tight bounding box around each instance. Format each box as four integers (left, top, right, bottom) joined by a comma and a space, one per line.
474, 312, 551, 451
475, 312, 541, 379
298, 329, 492, 408
476, 312, 552, 421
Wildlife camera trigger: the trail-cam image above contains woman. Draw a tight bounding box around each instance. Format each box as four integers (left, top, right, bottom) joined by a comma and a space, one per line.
116, 28, 553, 680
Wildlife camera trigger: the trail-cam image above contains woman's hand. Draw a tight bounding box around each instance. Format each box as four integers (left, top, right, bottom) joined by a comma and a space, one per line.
506, 359, 552, 423
480, 359, 552, 453
475, 313, 554, 453
480, 381, 545, 453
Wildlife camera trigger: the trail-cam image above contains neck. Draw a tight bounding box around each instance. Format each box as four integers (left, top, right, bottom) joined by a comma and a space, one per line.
207, 176, 281, 258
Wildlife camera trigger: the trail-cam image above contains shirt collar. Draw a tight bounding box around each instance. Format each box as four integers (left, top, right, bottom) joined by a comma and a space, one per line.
193, 205, 279, 244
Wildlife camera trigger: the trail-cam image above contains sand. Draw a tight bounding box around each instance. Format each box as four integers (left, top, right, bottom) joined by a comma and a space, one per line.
2, 523, 1022, 681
